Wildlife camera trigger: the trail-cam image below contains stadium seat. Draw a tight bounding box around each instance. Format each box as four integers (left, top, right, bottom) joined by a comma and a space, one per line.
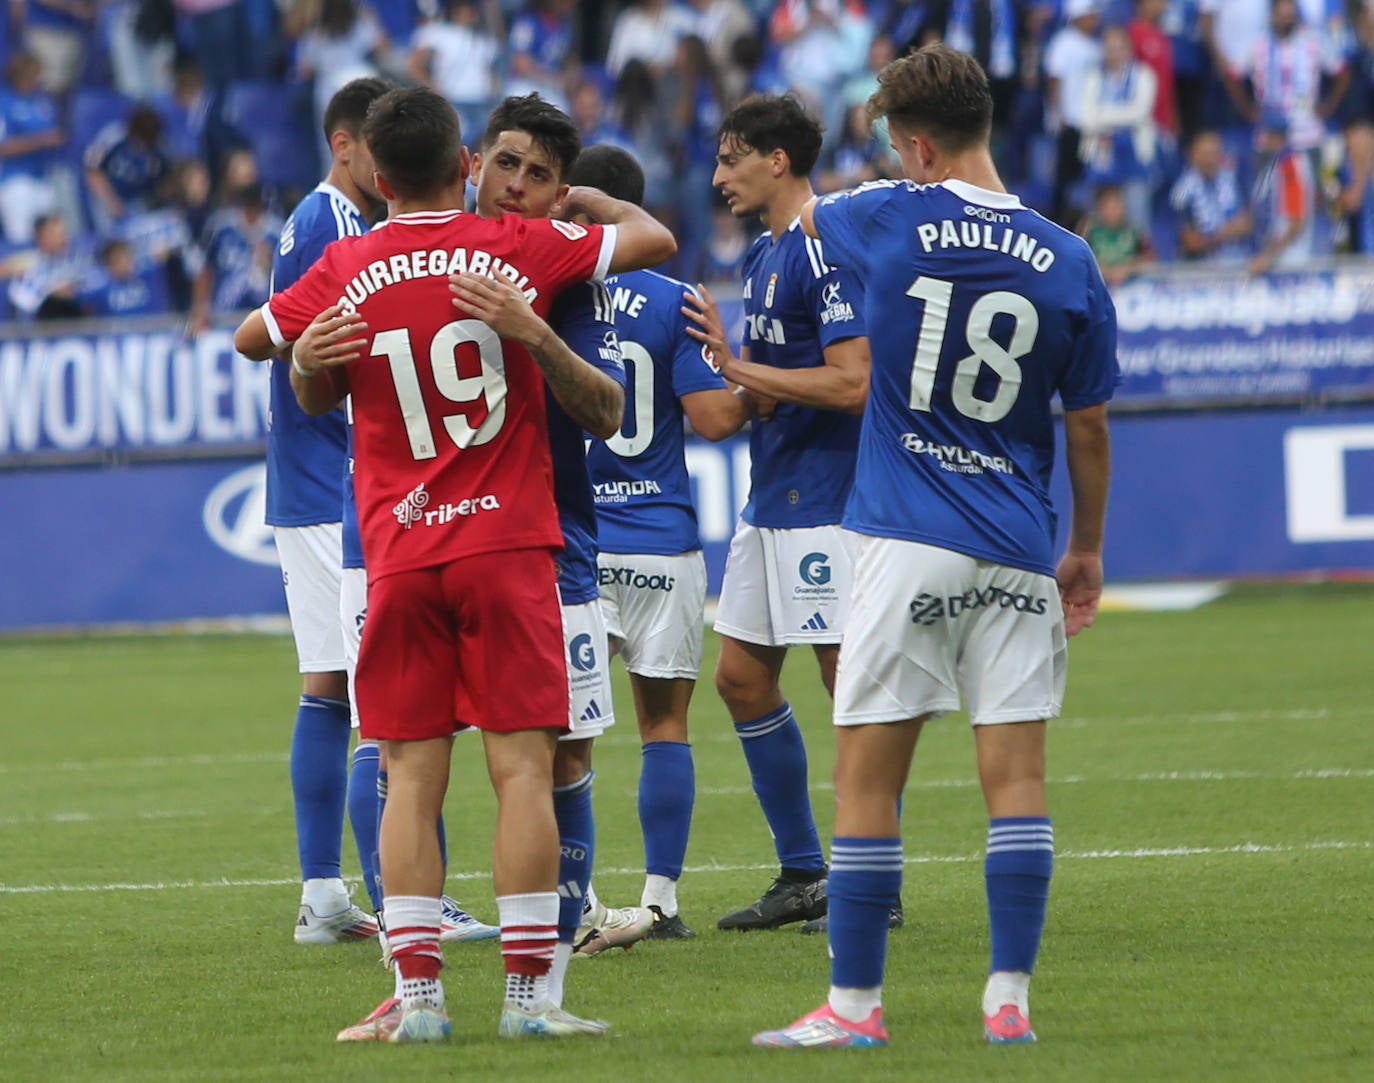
222, 81, 318, 191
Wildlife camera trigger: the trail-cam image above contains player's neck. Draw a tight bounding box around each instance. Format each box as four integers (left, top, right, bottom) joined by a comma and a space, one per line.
930, 150, 1006, 195
323, 165, 369, 217
760, 178, 815, 239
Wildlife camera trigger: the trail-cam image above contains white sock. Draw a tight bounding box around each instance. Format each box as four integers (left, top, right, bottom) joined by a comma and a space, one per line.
547, 941, 574, 1008
581, 882, 602, 924
982, 970, 1032, 1016
641, 874, 678, 916
302, 876, 349, 914
829, 985, 882, 1024
400, 975, 444, 1011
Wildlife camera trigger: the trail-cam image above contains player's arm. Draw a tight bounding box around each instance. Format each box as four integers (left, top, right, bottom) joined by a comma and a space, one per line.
682, 284, 869, 414
680, 387, 756, 440
449, 271, 625, 439
233, 308, 277, 360
1058, 402, 1110, 637
557, 186, 677, 273
800, 195, 822, 239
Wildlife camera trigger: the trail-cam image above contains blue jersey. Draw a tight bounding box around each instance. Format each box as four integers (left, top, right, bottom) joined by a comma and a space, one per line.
547, 281, 625, 606
79, 268, 169, 317
0, 87, 59, 180
738, 219, 865, 529
812, 179, 1120, 576
587, 269, 727, 556
267, 182, 365, 528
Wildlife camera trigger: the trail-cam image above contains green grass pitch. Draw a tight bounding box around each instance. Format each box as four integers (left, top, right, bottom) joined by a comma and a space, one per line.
2, 583, 1371, 1081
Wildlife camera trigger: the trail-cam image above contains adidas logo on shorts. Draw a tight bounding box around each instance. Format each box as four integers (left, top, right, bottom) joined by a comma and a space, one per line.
579, 700, 603, 722
801, 612, 828, 632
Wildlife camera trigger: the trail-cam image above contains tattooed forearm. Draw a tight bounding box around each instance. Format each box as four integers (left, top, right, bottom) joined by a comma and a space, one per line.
529, 328, 626, 440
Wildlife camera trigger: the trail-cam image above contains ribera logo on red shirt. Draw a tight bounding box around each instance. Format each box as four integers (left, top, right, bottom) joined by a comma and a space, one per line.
393, 482, 501, 530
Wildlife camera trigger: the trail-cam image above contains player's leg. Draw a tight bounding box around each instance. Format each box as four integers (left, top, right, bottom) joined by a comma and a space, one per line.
964, 561, 1065, 1045
459, 549, 608, 1038
275, 523, 373, 944
612, 549, 706, 936
630, 673, 696, 936
715, 633, 827, 929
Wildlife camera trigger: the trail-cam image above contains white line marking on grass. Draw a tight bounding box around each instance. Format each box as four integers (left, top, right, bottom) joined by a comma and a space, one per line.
0, 809, 209, 827
2, 840, 1368, 895
0, 752, 289, 775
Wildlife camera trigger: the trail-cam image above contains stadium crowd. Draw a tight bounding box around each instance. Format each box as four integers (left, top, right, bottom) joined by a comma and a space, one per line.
2, 0, 1372, 322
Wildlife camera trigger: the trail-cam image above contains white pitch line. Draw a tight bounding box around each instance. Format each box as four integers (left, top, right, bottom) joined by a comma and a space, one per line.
0, 809, 211, 828
0, 751, 289, 775
1, 839, 1368, 895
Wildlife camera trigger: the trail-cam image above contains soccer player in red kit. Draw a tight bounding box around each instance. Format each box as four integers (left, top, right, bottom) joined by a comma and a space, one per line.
233, 86, 676, 1043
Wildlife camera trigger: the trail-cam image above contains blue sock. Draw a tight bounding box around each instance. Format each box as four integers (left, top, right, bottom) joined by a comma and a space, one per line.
734, 703, 824, 876
347, 742, 382, 910
639, 742, 695, 880
290, 694, 351, 880
829, 837, 903, 988
985, 817, 1054, 973
553, 772, 596, 942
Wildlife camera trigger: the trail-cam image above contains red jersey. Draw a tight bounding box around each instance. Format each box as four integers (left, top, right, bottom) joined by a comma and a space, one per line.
1129, 18, 1178, 137
264, 208, 616, 579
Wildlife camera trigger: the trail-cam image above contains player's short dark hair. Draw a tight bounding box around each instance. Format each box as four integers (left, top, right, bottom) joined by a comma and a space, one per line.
567, 144, 645, 207
716, 94, 823, 177
868, 44, 993, 153
362, 87, 465, 200
480, 94, 582, 181
323, 76, 394, 141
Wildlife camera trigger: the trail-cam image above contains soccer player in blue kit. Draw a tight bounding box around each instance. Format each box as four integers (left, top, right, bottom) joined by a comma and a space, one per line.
572, 145, 758, 939
683, 95, 870, 932
267, 77, 390, 944
753, 45, 1116, 1048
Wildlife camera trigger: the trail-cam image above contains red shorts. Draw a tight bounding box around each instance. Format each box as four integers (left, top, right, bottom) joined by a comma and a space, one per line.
355, 548, 569, 741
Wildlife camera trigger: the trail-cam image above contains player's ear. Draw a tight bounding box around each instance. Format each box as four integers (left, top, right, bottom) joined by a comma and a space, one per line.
329, 127, 352, 163
374, 171, 397, 203
771, 148, 788, 178
458, 146, 472, 184
553, 182, 570, 208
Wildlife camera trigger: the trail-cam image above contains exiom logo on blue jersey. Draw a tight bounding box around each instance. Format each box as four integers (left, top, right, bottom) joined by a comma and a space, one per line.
799, 552, 831, 586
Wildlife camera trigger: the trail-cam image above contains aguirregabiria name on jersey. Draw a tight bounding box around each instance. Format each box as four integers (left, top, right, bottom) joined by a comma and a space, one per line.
916, 219, 1057, 272
335, 248, 537, 312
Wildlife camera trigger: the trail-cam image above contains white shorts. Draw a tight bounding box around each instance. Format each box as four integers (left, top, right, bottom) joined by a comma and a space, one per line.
713, 520, 856, 647
273, 523, 346, 673
561, 598, 616, 740
834, 537, 1067, 727
339, 566, 368, 729
598, 551, 707, 679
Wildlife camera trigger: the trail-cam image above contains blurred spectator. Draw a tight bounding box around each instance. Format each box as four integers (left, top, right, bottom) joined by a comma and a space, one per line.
607, 0, 697, 77
876, 0, 929, 53
289, 0, 390, 144
1201, 0, 1271, 122
506, 0, 575, 107
842, 33, 898, 169
1130, 0, 1179, 142
1044, 0, 1103, 225
682, 0, 755, 102
12, 0, 95, 94
771, 0, 873, 141
78, 236, 171, 316
152, 55, 216, 165
83, 104, 172, 231
175, 0, 253, 91
408, 0, 500, 148
611, 59, 675, 213
1080, 22, 1159, 230
570, 78, 633, 150
820, 102, 889, 191
118, 156, 211, 311
662, 33, 725, 279
1248, 108, 1314, 271
923, 0, 1021, 159
698, 203, 748, 283
1080, 181, 1155, 285
0, 50, 64, 244
191, 179, 280, 329
1231, 0, 1348, 154
1162, 0, 1207, 144
107, 0, 176, 99
8, 213, 91, 318
1170, 127, 1252, 259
